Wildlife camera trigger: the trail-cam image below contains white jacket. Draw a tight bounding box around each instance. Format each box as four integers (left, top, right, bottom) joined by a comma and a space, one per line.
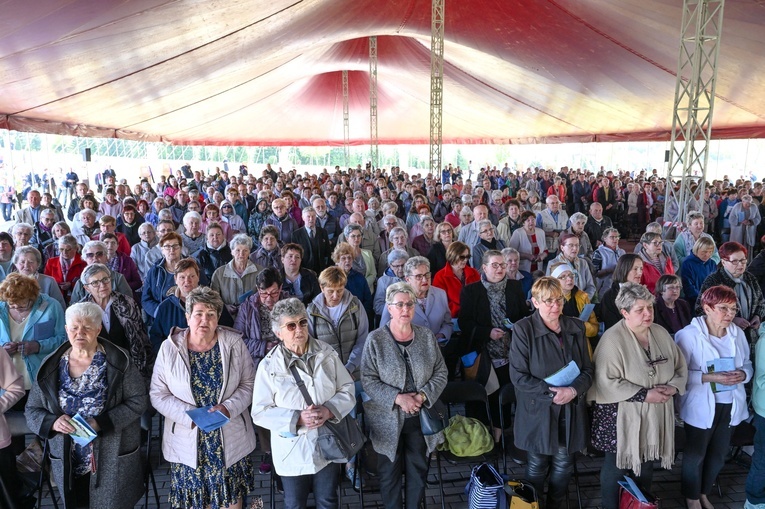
251, 338, 355, 477
150, 326, 257, 469
675, 317, 753, 429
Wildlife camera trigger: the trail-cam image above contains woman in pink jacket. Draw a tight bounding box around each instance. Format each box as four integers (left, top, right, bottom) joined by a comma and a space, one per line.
0, 348, 26, 507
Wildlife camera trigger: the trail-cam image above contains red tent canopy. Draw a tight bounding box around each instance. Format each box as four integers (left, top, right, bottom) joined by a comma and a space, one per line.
1, 0, 764, 145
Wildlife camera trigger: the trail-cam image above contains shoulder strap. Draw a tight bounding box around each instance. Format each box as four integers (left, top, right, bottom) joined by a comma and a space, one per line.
289, 365, 315, 406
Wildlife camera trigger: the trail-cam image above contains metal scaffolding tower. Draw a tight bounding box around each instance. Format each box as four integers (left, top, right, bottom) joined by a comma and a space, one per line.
665, 0, 725, 224
429, 0, 445, 176
369, 36, 378, 170
342, 70, 350, 168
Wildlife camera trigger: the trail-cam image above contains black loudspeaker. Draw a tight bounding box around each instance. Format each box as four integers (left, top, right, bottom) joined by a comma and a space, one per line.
664, 150, 670, 163
82, 148, 91, 162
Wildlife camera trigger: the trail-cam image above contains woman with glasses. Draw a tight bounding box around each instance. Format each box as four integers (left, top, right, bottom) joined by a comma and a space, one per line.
152, 287, 257, 509
471, 219, 506, 272
695, 241, 765, 345
211, 234, 261, 320
599, 254, 644, 331
675, 285, 752, 509
589, 282, 687, 509
509, 276, 593, 508
142, 232, 185, 321
361, 282, 448, 509
219, 200, 246, 235
14, 245, 66, 310
551, 264, 599, 349
652, 274, 692, 336
459, 250, 531, 439
592, 227, 626, 297
545, 232, 597, 300
425, 221, 455, 276
433, 241, 481, 318
509, 210, 547, 273
252, 298, 355, 509
332, 242, 374, 321
638, 231, 675, 294
374, 249, 409, 317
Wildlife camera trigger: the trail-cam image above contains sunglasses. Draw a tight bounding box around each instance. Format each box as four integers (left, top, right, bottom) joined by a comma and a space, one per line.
280, 318, 309, 332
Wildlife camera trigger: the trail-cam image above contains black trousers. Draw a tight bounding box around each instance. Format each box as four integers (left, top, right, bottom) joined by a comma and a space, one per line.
600, 452, 654, 509
681, 403, 733, 499
526, 447, 574, 509
377, 417, 428, 509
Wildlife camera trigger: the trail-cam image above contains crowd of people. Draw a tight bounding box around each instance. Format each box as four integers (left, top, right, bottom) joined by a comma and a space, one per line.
0, 161, 764, 509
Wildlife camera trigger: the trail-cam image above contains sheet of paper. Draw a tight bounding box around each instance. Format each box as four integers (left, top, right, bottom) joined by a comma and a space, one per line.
578, 303, 595, 322
543, 360, 581, 387
707, 357, 737, 393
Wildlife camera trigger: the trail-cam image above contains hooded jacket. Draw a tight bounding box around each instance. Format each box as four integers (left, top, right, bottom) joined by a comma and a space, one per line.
307, 290, 369, 376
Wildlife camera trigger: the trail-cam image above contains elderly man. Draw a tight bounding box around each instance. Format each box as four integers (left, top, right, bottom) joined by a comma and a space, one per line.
729, 194, 762, 258
32, 208, 57, 255
351, 198, 380, 236
292, 206, 331, 274
15, 189, 43, 225
264, 197, 298, 243
131, 223, 158, 281
70, 241, 133, 303
311, 196, 340, 245
337, 212, 382, 262
536, 195, 569, 258
377, 226, 419, 276
458, 203, 494, 248
67, 182, 89, 221
584, 201, 613, 249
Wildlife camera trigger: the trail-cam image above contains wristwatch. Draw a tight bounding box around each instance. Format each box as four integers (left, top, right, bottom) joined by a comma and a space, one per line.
419, 391, 427, 402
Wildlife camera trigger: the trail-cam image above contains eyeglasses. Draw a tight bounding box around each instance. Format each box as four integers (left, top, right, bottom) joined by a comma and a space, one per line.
648, 241, 663, 246
258, 288, 281, 298
389, 301, 416, 309
162, 244, 182, 251
714, 305, 739, 315
479, 229, 493, 235
486, 262, 507, 270
85, 277, 111, 288
458, 255, 471, 261
84, 251, 104, 258
557, 274, 575, 280
8, 301, 32, 311
540, 297, 565, 307
280, 318, 309, 331
407, 272, 431, 282
390, 263, 406, 270
724, 258, 747, 266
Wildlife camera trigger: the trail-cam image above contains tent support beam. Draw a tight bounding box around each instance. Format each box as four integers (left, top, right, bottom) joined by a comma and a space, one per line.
342, 70, 350, 168
665, 0, 725, 224
369, 37, 378, 170
429, 0, 445, 176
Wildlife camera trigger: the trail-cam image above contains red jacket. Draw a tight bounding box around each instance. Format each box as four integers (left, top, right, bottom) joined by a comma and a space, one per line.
432, 263, 481, 318
640, 255, 674, 294
44, 254, 87, 303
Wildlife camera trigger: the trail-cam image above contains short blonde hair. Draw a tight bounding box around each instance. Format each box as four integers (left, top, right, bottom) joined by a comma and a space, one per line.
531, 276, 564, 302
331, 242, 355, 263
385, 281, 417, 304
692, 236, 716, 255
318, 266, 347, 288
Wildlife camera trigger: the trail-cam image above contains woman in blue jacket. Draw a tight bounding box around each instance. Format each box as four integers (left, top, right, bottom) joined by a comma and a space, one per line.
680, 236, 717, 306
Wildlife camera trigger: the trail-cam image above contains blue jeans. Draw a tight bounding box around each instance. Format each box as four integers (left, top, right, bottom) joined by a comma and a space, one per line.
747, 413, 765, 504
281, 462, 340, 509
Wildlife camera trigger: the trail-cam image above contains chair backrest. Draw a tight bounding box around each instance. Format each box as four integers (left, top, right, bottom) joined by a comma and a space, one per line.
7, 411, 32, 437
497, 383, 515, 406
439, 381, 488, 406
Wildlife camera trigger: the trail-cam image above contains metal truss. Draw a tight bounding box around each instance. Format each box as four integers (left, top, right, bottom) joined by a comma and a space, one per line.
342, 70, 350, 168
369, 36, 378, 170
429, 0, 445, 176
665, 0, 725, 224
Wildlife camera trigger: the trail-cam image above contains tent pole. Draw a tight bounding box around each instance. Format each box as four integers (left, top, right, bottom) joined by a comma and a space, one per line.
369, 37, 378, 170
429, 0, 445, 177
343, 70, 350, 168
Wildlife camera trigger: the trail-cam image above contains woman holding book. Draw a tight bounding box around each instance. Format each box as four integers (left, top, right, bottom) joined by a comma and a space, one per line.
25, 302, 147, 508
509, 276, 593, 508
675, 285, 752, 509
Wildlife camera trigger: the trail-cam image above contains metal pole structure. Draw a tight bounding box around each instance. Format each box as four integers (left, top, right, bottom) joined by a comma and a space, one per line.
665, 0, 725, 225
369, 37, 378, 170
429, 0, 445, 176
342, 70, 350, 168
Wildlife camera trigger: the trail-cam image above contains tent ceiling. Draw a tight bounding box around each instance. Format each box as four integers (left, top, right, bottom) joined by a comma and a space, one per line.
1, 0, 765, 145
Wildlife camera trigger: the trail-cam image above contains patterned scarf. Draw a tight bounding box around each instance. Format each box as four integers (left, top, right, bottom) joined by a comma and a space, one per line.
481, 274, 510, 360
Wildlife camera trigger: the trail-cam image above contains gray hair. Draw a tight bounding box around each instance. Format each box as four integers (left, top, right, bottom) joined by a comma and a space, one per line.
270, 298, 308, 334
58, 234, 79, 250
82, 240, 107, 254
601, 227, 620, 241
367, 198, 380, 209
419, 215, 435, 225
13, 246, 42, 267
40, 208, 56, 218
301, 206, 316, 216
645, 222, 662, 234
501, 247, 519, 259
183, 211, 202, 225
385, 281, 417, 304
185, 286, 224, 318
570, 212, 587, 224
158, 209, 174, 221
404, 256, 430, 276
81, 263, 111, 284
229, 233, 253, 251
477, 219, 493, 232
65, 302, 103, 328
389, 226, 408, 240
343, 223, 363, 237
615, 282, 655, 311
138, 222, 155, 234
12, 223, 34, 235
387, 248, 409, 266
640, 231, 663, 245
79, 208, 97, 219
382, 202, 398, 213
482, 249, 504, 266
686, 211, 704, 223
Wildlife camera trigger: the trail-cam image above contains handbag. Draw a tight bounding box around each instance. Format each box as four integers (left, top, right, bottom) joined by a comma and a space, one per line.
618, 485, 659, 509
506, 480, 540, 509
289, 366, 366, 463
465, 463, 507, 509
419, 399, 448, 436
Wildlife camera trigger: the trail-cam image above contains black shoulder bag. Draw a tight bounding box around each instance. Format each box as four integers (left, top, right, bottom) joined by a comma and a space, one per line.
289, 365, 366, 463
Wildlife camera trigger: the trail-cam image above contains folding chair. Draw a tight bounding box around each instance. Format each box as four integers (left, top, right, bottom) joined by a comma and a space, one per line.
497, 383, 526, 474
436, 381, 501, 509
7, 411, 59, 509
140, 409, 161, 509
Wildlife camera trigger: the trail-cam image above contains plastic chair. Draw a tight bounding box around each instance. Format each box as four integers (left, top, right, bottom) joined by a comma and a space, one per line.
7, 411, 59, 509
436, 381, 501, 509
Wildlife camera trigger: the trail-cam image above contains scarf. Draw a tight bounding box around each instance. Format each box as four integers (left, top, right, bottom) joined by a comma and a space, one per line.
724, 267, 753, 320
481, 275, 509, 360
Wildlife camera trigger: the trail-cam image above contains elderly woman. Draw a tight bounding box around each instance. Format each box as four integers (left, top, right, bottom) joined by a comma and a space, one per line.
378, 226, 418, 277
247, 197, 271, 248
472, 218, 506, 271
695, 241, 765, 345
652, 274, 692, 336
25, 302, 147, 508
361, 282, 448, 509
638, 231, 675, 294
211, 233, 261, 319
681, 236, 718, 305
12, 222, 34, 249
411, 215, 436, 257
509, 210, 547, 273
250, 225, 283, 271
100, 232, 142, 298
459, 250, 531, 437
280, 243, 321, 305
503, 246, 533, 298
0, 348, 25, 508
333, 242, 373, 321
0, 233, 13, 281
151, 287, 256, 509
509, 277, 593, 508
375, 248, 409, 316
0, 273, 67, 393
599, 254, 644, 331
130, 222, 158, 281
343, 223, 376, 293
565, 212, 594, 259
674, 211, 719, 267
551, 263, 599, 345
545, 232, 597, 300
729, 194, 762, 256
42, 221, 72, 262
73, 208, 99, 246
220, 200, 246, 234
142, 232, 186, 320
592, 227, 626, 297
194, 222, 233, 286
80, 263, 152, 381
433, 241, 481, 318
44, 234, 86, 304
32, 208, 57, 256
201, 203, 233, 241
426, 221, 455, 276
252, 298, 355, 509
589, 282, 688, 509
116, 204, 142, 246
675, 285, 752, 509
14, 245, 66, 310
180, 211, 206, 255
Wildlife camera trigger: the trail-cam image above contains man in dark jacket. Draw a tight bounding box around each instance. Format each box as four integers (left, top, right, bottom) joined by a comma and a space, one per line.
292, 207, 331, 274
572, 173, 592, 214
